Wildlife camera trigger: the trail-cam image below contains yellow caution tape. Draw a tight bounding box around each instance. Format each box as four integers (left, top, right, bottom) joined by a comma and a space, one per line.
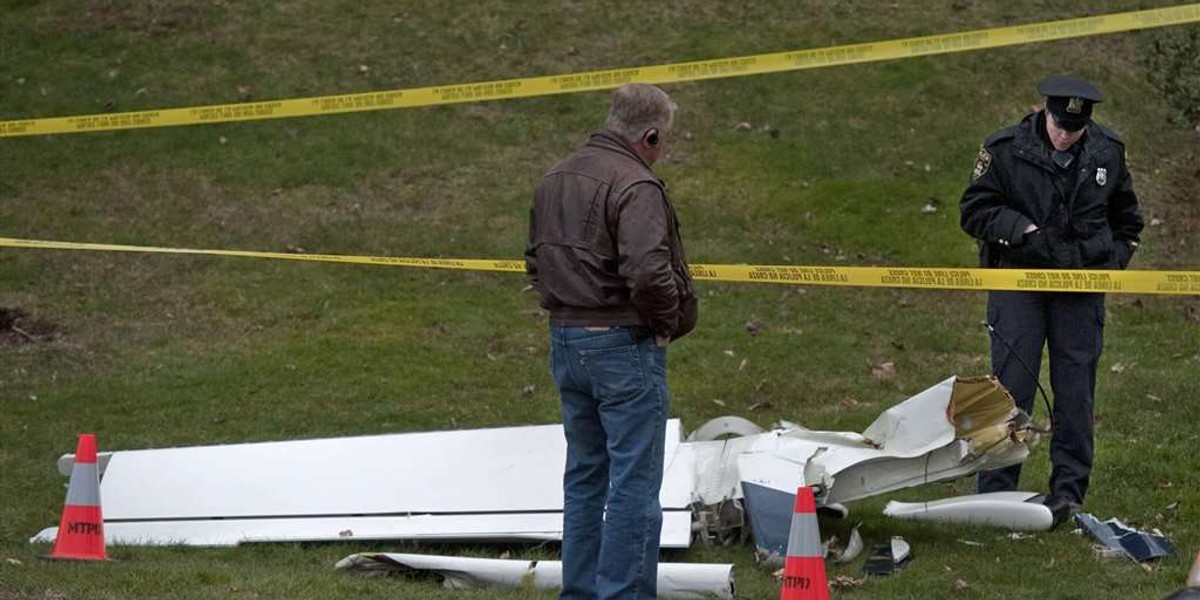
3, 237, 1197, 295
2, 4, 1198, 137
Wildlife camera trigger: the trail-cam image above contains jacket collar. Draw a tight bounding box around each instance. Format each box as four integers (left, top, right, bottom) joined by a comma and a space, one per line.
1013, 111, 1100, 167
587, 130, 654, 171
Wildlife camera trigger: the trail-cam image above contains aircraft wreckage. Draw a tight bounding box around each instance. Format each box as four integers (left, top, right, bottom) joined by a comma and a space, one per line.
34, 375, 1045, 559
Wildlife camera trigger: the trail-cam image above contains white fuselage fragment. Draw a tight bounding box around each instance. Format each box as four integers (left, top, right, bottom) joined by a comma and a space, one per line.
33, 376, 1036, 547
883, 492, 1055, 531
336, 553, 735, 599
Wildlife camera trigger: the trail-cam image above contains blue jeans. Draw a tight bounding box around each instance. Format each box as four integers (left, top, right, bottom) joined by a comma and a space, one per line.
550, 326, 669, 600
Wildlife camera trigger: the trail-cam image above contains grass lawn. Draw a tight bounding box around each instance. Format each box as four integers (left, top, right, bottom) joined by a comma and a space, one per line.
2, 1, 1198, 598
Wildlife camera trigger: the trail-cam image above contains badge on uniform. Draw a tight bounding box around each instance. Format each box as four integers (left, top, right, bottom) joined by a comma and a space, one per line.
972, 147, 992, 181
1096, 167, 1107, 186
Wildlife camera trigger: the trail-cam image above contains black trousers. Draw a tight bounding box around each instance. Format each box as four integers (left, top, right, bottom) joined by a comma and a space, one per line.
976, 291, 1106, 505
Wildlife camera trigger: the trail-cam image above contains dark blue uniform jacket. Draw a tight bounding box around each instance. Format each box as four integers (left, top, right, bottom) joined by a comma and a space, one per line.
960, 111, 1144, 270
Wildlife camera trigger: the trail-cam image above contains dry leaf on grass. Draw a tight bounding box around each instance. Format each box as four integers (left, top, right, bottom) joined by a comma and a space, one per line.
870, 359, 896, 379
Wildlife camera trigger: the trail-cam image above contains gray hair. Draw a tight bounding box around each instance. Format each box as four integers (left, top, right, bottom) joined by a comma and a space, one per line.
604, 84, 676, 143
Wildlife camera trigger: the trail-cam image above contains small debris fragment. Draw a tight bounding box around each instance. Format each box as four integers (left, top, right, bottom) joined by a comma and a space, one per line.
734, 122, 752, 131
870, 360, 896, 380
521, 384, 536, 396
954, 579, 970, 591
745, 320, 761, 336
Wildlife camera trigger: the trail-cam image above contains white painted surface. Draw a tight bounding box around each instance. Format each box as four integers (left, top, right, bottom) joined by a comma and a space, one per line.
32, 510, 694, 548
336, 552, 735, 599
883, 491, 1053, 531
36, 420, 693, 547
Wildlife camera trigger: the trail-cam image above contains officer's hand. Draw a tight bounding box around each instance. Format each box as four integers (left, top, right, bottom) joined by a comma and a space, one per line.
1115, 241, 1136, 270
655, 335, 670, 347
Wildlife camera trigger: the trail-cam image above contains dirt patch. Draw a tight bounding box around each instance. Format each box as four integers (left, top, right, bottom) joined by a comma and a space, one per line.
0, 307, 62, 346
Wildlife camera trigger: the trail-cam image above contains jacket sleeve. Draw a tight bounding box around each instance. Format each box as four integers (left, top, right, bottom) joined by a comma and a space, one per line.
524, 205, 541, 293
960, 144, 1037, 248
1108, 160, 1144, 246
616, 181, 680, 338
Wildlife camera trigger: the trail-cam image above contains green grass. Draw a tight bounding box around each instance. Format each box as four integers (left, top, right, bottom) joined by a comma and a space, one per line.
2, 1, 1199, 598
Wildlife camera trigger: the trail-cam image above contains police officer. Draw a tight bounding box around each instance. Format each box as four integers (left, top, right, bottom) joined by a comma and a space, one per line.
960, 75, 1144, 527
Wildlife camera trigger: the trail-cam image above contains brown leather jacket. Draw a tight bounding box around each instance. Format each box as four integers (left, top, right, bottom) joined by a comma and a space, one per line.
526, 130, 698, 340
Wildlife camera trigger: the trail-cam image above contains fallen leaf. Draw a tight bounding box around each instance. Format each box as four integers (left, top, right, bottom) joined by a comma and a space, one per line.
954, 579, 970, 591
734, 121, 752, 131
521, 384, 536, 395
1156, 479, 1173, 489
711, 399, 726, 407
870, 359, 896, 380
829, 575, 864, 589
723, 349, 735, 357
738, 358, 749, 371
1146, 394, 1162, 402
1110, 362, 1126, 373
748, 400, 772, 411
5, 558, 21, 566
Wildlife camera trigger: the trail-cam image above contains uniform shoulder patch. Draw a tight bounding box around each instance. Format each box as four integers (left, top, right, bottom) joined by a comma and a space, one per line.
971, 146, 993, 181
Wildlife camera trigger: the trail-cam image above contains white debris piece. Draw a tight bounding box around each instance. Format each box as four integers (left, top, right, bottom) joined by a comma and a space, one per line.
336, 553, 734, 599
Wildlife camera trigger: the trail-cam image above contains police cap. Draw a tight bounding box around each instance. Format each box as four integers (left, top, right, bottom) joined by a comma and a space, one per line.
1037, 75, 1104, 132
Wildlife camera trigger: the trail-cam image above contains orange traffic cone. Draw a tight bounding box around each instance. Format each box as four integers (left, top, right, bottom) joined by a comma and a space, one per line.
45, 433, 108, 561
779, 486, 829, 600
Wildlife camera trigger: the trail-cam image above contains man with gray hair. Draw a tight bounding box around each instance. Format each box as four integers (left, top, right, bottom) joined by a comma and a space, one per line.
526, 83, 698, 600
